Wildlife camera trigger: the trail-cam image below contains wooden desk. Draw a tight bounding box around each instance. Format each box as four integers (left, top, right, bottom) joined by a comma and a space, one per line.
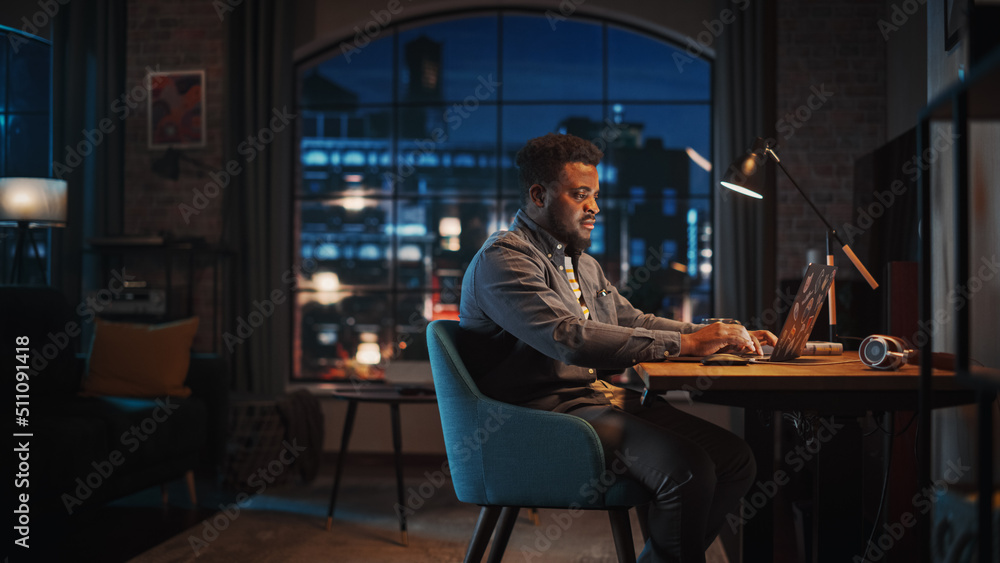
636, 355, 974, 411
635, 354, 976, 563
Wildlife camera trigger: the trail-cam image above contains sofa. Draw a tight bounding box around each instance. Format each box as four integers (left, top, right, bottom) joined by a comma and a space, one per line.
2, 286, 228, 518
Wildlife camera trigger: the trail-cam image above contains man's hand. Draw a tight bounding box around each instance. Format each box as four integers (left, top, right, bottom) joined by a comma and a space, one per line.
746, 329, 778, 355
679, 323, 778, 356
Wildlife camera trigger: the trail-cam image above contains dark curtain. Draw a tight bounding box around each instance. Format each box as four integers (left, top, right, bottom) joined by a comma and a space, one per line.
712, 0, 777, 329
223, 0, 295, 395
51, 1, 127, 302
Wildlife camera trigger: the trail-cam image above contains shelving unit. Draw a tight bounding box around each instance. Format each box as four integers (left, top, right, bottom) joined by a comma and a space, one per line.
917, 44, 1000, 563
83, 236, 230, 353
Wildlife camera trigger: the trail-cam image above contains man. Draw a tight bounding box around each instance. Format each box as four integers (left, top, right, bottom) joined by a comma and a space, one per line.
459, 132, 777, 562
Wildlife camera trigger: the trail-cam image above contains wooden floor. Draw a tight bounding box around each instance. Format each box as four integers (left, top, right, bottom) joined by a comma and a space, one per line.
25, 454, 757, 563
29, 476, 219, 562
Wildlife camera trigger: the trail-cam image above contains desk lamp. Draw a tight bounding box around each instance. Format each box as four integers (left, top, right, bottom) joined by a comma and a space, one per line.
0, 177, 68, 284
720, 138, 878, 342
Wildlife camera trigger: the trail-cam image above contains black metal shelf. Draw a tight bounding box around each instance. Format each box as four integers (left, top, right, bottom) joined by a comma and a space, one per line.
917, 43, 1000, 563
83, 237, 231, 354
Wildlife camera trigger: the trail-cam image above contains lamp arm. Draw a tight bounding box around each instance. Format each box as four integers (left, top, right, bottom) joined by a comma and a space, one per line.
769, 151, 879, 289
770, 155, 840, 236
841, 244, 879, 289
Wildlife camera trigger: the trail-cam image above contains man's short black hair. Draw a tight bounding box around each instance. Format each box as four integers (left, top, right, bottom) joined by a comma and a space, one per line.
515, 133, 603, 206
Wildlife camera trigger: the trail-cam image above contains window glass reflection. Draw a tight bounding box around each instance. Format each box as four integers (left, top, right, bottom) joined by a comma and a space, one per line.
615, 197, 712, 320
299, 106, 394, 196
605, 104, 712, 197
396, 105, 497, 195
299, 199, 393, 289
396, 198, 495, 289
607, 26, 710, 101
8, 114, 51, 176
8, 39, 49, 112
300, 34, 393, 106
298, 292, 392, 380
502, 15, 602, 101
394, 290, 456, 362
397, 16, 498, 102
0, 40, 7, 113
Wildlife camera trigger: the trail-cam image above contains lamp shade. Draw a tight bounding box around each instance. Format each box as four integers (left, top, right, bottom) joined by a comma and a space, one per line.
719, 137, 768, 199
0, 178, 68, 226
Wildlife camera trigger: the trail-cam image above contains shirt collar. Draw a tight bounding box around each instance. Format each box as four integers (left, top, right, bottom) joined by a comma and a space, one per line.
511, 209, 575, 259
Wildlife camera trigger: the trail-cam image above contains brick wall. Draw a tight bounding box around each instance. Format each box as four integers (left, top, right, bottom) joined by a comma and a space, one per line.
775, 0, 886, 283
122, 0, 227, 350
124, 0, 225, 239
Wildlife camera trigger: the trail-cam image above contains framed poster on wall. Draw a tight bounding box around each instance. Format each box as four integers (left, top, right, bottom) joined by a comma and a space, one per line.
148, 70, 206, 148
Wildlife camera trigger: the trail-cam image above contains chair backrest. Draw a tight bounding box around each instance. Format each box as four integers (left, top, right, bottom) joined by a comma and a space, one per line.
426, 320, 495, 504
427, 320, 649, 508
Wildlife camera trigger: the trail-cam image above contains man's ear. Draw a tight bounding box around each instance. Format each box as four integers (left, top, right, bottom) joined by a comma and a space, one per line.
528, 184, 546, 208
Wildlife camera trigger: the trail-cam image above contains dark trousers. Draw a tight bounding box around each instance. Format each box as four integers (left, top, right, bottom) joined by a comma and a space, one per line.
569, 388, 756, 563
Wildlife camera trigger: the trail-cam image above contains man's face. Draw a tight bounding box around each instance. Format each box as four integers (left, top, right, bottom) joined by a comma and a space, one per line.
533, 162, 600, 254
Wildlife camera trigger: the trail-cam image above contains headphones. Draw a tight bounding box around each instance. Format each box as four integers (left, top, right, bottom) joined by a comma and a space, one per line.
859, 335, 916, 370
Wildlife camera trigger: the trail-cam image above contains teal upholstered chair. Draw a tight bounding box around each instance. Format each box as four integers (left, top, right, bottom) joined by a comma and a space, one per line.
427, 320, 652, 563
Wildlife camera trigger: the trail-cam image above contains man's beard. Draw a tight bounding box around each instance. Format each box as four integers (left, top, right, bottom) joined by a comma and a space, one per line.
545, 206, 592, 255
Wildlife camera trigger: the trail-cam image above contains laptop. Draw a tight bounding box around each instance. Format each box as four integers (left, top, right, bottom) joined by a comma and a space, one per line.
670, 263, 838, 363
763, 263, 837, 361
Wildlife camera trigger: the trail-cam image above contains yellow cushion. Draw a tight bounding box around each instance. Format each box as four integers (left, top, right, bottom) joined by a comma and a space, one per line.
82, 317, 199, 398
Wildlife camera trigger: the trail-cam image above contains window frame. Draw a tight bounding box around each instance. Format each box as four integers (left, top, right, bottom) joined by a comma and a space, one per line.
291, 9, 714, 382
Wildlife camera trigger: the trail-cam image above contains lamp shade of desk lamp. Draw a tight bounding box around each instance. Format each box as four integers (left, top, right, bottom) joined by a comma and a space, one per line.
720, 139, 878, 341
720, 137, 767, 200
0, 177, 68, 283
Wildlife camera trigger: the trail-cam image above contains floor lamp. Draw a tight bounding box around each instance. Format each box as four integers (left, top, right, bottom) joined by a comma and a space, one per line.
720, 138, 878, 342
0, 178, 68, 284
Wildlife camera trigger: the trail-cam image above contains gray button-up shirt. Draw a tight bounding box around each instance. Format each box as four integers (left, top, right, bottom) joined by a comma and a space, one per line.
459, 210, 702, 412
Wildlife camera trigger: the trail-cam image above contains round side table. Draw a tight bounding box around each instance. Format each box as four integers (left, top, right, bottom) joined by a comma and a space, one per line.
323, 382, 437, 546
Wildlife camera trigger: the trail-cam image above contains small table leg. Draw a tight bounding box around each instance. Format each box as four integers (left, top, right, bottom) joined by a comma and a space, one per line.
326, 399, 358, 530
390, 402, 408, 546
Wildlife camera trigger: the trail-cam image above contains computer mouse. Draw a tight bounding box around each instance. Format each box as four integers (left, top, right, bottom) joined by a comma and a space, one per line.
702, 353, 750, 366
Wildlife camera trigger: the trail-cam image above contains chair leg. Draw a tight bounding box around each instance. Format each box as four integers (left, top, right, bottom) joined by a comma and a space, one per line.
528, 507, 540, 525
486, 507, 520, 563
635, 503, 650, 543
465, 506, 502, 563
608, 508, 637, 563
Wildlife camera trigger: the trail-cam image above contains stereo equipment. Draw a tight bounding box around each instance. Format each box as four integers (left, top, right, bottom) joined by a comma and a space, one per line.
91, 289, 167, 316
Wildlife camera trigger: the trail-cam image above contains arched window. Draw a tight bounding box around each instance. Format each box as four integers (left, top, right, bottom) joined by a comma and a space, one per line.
293, 11, 712, 381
